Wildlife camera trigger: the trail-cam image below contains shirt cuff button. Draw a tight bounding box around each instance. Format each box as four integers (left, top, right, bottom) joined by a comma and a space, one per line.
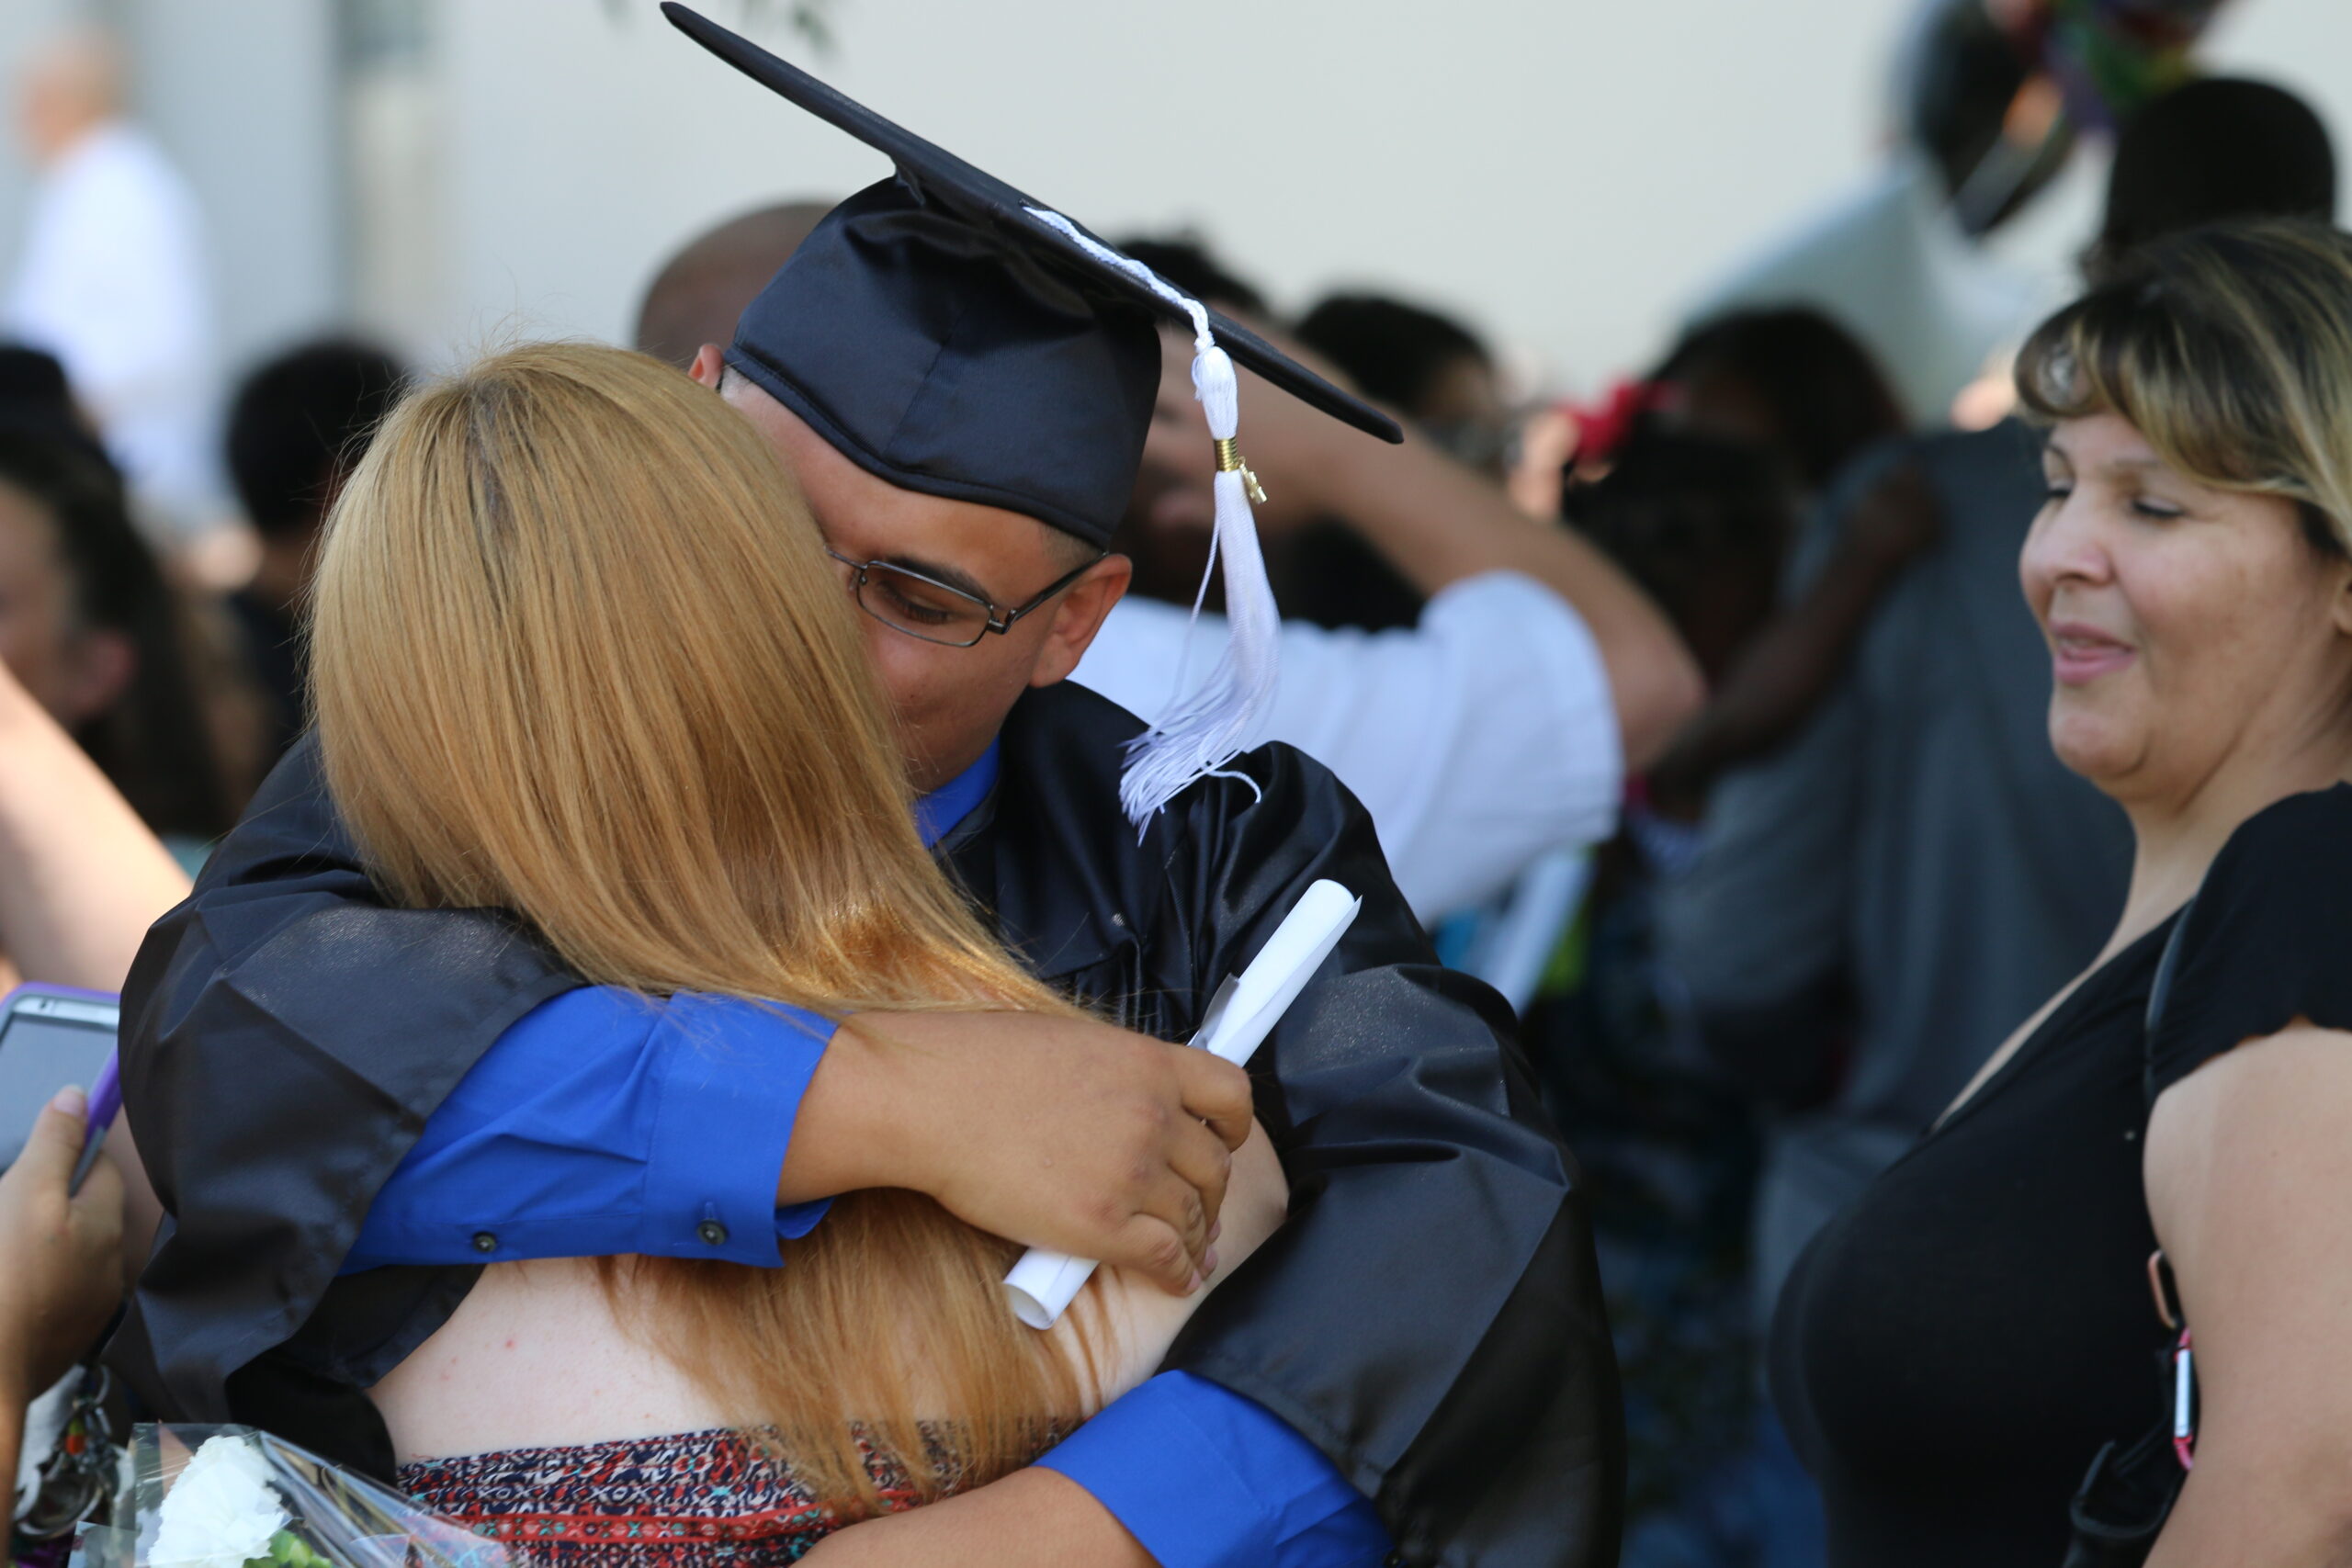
470, 1232, 498, 1254
697, 1219, 729, 1247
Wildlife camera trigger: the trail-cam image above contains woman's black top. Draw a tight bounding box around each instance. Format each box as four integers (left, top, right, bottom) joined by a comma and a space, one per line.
1770, 784, 2352, 1566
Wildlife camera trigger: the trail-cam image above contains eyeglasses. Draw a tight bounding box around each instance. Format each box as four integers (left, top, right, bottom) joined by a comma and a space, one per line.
825, 547, 1107, 648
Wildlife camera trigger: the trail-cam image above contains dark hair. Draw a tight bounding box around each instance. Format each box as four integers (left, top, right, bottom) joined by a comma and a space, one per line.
0, 344, 105, 460
226, 340, 407, 541
1565, 430, 1791, 617
0, 431, 236, 837
1655, 308, 1908, 492
2089, 78, 2336, 281
1114, 234, 1272, 318
0, 346, 73, 413
1295, 292, 1490, 416
2017, 220, 2352, 560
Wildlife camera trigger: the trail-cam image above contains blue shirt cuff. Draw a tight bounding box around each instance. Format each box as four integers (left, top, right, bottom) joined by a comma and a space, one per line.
1035, 1371, 1388, 1568
642, 994, 835, 1263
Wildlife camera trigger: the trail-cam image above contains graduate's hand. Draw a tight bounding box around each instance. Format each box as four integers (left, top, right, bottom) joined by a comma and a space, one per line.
786, 1011, 1253, 1295
0, 1087, 125, 1408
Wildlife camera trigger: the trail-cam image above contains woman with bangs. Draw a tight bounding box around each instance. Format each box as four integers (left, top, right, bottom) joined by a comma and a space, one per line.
300, 342, 1286, 1562
1770, 220, 2352, 1564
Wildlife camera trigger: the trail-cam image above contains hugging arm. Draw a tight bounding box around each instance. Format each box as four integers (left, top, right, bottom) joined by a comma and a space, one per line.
116, 736, 1251, 1438
113, 737, 579, 1431
356, 949, 1372, 1567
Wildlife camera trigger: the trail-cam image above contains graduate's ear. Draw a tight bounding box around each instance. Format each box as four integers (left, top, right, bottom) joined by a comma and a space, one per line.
1026, 554, 1131, 689
688, 344, 727, 389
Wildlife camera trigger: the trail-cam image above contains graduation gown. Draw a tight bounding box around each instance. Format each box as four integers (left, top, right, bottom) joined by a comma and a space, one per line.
110, 680, 1623, 1567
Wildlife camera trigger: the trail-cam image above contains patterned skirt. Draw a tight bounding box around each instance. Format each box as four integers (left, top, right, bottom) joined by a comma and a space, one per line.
399, 1427, 954, 1568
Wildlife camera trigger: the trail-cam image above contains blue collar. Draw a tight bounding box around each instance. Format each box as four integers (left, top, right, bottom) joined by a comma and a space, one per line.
915, 741, 1001, 848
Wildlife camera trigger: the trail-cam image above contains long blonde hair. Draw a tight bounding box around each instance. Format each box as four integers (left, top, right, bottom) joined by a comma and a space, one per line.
311, 341, 1088, 1512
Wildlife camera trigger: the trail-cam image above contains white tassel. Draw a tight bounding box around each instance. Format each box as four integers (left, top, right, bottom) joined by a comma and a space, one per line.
1025, 207, 1282, 827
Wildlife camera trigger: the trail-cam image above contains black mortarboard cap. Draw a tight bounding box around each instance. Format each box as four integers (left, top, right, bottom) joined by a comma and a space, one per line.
662, 3, 1401, 549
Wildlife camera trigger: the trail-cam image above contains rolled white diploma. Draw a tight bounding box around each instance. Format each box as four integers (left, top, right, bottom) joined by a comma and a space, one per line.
1003, 878, 1363, 1330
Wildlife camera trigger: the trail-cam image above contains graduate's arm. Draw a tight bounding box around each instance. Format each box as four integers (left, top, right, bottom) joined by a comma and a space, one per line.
153, 739, 1243, 1300
819, 1134, 1386, 1568
802, 1467, 1151, 1568
794, 1011, 1250, 1293
808, 1377, 1388, 1568
353, 994, 1250, 1297
115, 732, 586, 1424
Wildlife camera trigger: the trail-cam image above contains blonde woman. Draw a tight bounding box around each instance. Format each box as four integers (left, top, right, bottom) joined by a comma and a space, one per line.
292, 343, 1286, 1561
1770, 220, 2352, 1563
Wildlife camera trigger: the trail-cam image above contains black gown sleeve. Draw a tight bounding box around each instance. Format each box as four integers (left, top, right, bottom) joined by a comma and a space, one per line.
107, 735, 579, 1455
1159, 737, 1623, 1568
2149, 784, 2352, 1100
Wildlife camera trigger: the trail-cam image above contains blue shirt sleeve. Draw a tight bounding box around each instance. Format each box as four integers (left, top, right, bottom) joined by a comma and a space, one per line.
342, 988, 834, 1272
1036, 1371, 1391, 1568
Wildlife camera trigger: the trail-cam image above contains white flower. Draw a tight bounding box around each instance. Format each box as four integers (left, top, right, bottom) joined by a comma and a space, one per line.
149, 1435, 290, 1568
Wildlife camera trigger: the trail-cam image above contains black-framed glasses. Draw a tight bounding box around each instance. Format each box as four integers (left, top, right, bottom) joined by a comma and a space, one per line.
825, 547, 1107, 648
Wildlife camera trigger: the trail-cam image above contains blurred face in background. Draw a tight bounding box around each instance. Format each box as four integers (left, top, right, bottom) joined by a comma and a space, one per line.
0, 479, 130, 725
1411, 352, 1512, 477
2021, 412, 2352, 810
14, 33, 118, 166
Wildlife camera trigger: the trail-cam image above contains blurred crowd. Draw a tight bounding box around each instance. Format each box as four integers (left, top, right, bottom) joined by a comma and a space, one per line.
7, 1, 2352, 1565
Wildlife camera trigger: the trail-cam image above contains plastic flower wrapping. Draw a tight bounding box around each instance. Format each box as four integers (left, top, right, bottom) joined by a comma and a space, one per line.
67, 1427, 507, 1568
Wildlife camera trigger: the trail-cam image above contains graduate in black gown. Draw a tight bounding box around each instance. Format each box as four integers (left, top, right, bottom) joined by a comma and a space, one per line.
109, 12, 1628, 1566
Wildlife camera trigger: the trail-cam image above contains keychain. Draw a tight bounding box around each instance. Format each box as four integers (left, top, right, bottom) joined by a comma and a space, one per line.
12, 1363, 119, 1562
2148, 1250, 2196, 1472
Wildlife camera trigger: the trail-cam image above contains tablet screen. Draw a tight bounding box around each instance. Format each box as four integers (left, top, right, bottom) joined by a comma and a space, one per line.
0, 999, 116, 1169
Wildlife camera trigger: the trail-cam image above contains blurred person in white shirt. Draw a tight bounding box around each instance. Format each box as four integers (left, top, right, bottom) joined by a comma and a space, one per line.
1094, 332, 1693, 923
1096, 241, 1699, 925
7, 28, 218, 543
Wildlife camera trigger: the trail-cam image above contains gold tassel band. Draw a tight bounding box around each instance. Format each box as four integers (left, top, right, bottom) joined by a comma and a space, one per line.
1212, 438, 1267, 503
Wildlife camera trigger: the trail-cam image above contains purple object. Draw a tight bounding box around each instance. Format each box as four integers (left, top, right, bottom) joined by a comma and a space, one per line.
84, 1051, 120, 1133
72, 1050, 120, 1192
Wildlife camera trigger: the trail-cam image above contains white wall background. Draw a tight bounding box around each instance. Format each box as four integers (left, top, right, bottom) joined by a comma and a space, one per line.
434, 0, 1912, 383
5, 0, 2352, 394
118, 0, 345, 365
